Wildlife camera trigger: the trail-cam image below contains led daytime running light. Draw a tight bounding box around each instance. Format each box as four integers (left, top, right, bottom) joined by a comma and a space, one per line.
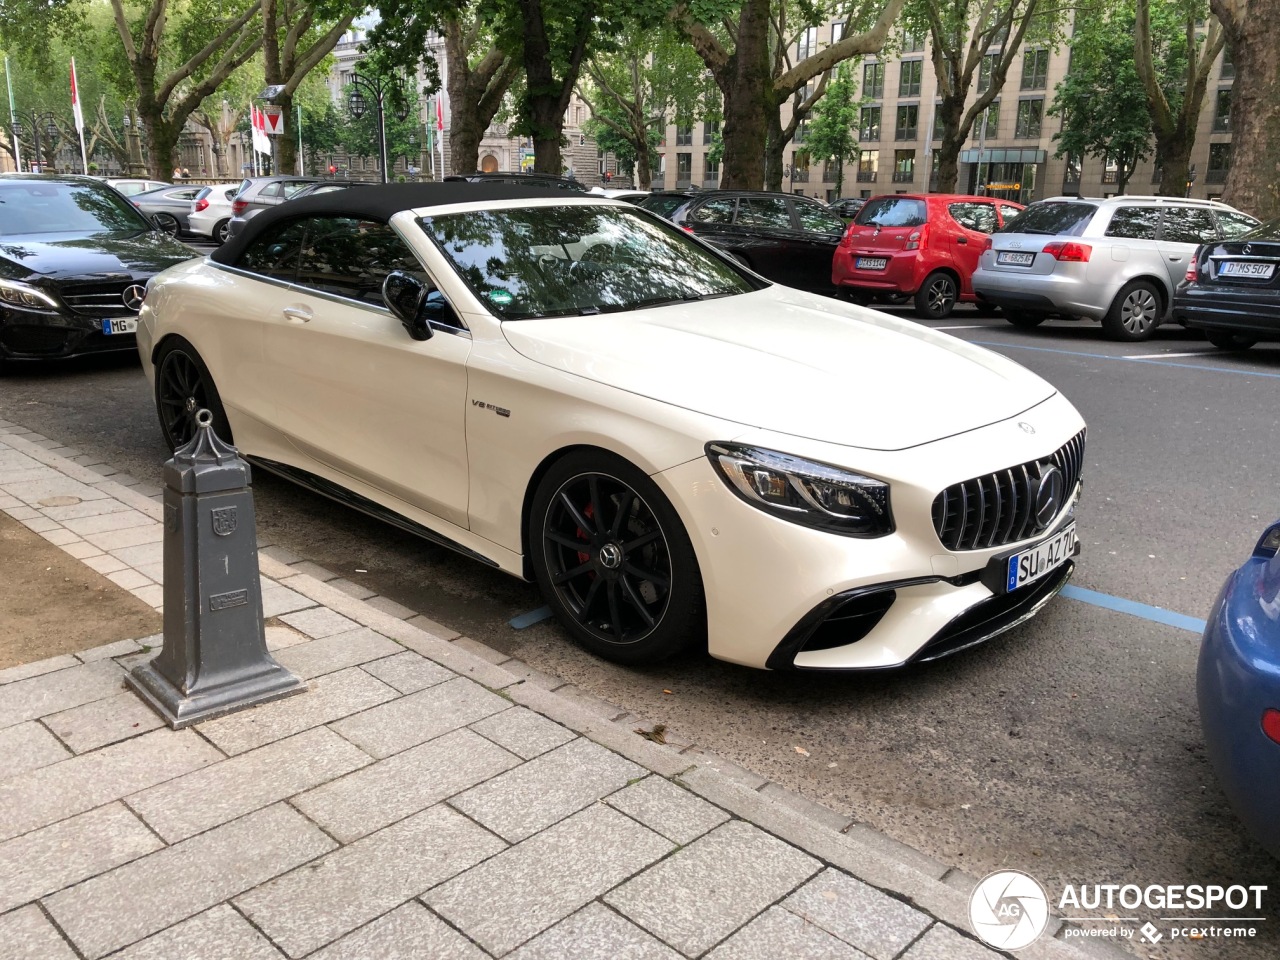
0, 279, 59, 311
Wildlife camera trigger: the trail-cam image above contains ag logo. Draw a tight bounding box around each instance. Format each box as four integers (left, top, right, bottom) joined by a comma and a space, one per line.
970, 870, 1050, 950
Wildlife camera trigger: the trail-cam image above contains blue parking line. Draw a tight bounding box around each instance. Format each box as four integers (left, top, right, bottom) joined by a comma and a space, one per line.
969, 340, 1280, 380
509, 606, 554, 629
1060, 585, 1207, 634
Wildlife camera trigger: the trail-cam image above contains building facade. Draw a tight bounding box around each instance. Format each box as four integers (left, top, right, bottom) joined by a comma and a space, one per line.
655, 17, 1235, 205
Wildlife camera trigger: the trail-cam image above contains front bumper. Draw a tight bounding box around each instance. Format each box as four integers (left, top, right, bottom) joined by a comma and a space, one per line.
0, 309, 137, 362
653, 391, 1087, 670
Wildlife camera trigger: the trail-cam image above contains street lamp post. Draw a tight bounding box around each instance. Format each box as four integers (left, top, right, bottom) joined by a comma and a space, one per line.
347, 71, 409, 184
14, 111, 59, 173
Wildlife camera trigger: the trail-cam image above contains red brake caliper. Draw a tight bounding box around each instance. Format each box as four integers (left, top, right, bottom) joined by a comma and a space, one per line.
576, 502, 595, 574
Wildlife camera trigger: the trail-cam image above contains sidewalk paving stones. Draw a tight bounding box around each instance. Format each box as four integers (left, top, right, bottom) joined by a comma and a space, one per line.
900, 924, 1002, 960
280, 607, 360, 639
108, 905, 283, 960
426, 804, 674, 957
506, 902, 683, 960
236, 804, 505, 958
604, 819, 821, 956
272, 627, 402, 680
330, 675, 508, 758
0, 721, 70, 777
469, 705, 576, 759
360, 649, 454, 693
307, 901, 488, 960
45, 804, 335, 959
0, 905, 79, 960
43, 691, 165, 753
292, 727, 518, 842
127, 727, 372, 843
604, 773, 730, 845
0, 660, 126, 730
0, 654, 79, 687
706, 906, 874, 960
781, 868, 933, 960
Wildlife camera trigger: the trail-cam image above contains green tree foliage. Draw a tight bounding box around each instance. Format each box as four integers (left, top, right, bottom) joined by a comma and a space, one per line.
1050, 2, 1169, 195
803, 60, 861, 195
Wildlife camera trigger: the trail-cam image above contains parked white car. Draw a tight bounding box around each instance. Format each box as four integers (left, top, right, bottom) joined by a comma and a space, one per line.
185, 182, 242, 244
138, 184, 1086, 671
973, 195, 1259, 340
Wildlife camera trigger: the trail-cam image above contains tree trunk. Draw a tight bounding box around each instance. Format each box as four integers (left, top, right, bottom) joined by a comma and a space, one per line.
931, 96, 968, 193
1211, 0, 1280, 220
140, 111, 179, 181
717, 0, 773, 189
764, 110, 784, 191
635, 146, 652, 189
1154, 138, 1192, 199
275, 91, 296, 173
518, 0, 592, 175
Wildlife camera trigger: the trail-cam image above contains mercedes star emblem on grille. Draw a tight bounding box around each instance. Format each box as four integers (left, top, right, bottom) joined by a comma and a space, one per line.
122, 285, 146, 312
1033, 465, 1064, 529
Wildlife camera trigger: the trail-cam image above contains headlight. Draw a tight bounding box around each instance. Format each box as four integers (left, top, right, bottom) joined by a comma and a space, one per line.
706, 442, 893, 538
0, 279, 60, 313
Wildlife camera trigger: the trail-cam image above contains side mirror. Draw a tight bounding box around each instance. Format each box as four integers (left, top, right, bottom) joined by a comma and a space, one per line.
382, 270, 436, 341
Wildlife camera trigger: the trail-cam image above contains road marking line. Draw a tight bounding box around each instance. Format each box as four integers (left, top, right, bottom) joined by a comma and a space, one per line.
1060, 585, 1206, 633
509, 606, 554, 629
935, 324, 985, 330
1123, 351, 1215, 359
968, 340, 1280, 380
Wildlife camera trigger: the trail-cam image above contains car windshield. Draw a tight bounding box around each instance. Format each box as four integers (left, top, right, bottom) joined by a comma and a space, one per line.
1238, 216, 1280, 241
420, 204, 758, 320
638, 194, 690, 219
999, 201, 1097, 237
0, 181, 152, 237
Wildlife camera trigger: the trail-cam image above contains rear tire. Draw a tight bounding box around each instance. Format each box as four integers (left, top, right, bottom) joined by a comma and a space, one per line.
1102, 280, 1162, 341
913, 271, 958, 319
1004, 310, 1048, 328
1205, 330, 1257, 350
152, 212, 180, 236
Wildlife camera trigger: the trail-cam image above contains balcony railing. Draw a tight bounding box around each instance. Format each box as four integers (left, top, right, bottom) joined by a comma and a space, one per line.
892, 170, 915, 182
857, 171, 877, 182
1206, 167, 1228, 185
791, 169, 810, 183
895, 127, 918, 141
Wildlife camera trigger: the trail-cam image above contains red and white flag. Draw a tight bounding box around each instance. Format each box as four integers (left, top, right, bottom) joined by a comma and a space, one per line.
251, 104, 271, 156
435, 97, 445, 174
69, 58, 84, 131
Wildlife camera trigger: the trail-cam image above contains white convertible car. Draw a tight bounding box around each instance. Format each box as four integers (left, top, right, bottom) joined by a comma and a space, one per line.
138, 184, 1085, 671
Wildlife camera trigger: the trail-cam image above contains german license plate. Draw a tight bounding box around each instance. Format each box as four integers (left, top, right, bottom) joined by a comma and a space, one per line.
1218, 261, 1275, 279
997, 251, 1036, 266
1006, 523, 1076, 593
101, 318, 138, 335
855, 257, 888, 270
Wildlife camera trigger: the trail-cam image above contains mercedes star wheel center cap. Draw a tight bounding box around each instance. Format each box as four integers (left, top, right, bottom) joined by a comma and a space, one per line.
598, 543, 624, 569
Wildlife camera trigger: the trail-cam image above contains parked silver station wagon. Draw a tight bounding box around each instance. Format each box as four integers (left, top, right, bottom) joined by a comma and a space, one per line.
972, 196, 1259, 341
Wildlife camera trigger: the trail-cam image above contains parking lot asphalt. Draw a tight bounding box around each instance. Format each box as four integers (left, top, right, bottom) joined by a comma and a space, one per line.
3, 303, 1278, 959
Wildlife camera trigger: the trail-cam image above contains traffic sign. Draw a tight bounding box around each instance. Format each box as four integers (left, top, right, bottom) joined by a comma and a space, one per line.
260, 104, 284, 135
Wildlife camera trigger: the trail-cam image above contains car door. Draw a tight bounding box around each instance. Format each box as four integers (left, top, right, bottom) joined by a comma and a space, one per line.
946, 201, 999, 294
259, 215, 473, 528
682, 196, 739, 250
788, 197, 847, 292
1157, 205, 1219, 292
733, 196, 797, 284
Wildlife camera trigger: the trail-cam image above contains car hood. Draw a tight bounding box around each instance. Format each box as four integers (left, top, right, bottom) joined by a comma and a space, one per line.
501, 287, 1056, 451
0, 231, 194, 284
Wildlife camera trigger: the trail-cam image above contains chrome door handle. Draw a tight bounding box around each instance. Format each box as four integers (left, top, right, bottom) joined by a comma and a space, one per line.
282, 306, 312, 323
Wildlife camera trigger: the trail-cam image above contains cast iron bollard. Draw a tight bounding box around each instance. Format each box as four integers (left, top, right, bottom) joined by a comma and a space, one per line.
127, 409, 306, 728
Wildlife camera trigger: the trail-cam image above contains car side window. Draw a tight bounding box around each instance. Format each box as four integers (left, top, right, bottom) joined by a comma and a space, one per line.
1105, 206, 1161, 240
793, 200, 846, 234
996, 203, 1022, 225
293, 217, 424, 307
691, 198, 737, 224
259, 183, 282, 199
1215, 210, 1260, 239
282, 181, 312, 199
736, 197, 792, 229
948, 202, 998, 234
1159, 207, 1218, 244
236, 219, 308, 283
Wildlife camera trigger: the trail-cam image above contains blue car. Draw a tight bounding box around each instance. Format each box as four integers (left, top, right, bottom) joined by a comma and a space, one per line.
1198, 521, 1280, 859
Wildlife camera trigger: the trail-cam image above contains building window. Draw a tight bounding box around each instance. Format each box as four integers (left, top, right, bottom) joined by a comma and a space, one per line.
704, 155, 719, 180
893, 149, 916, 182
675, 125, 692, 146
794, 120, 808, 144
1063, 153, 1082, 184
901, 30, 924, 53
1214, 88, 1231, 131
676, 152, 692, 182
797, 26, 818, 61
931, 103, 944, 141
1208, 142, 1232, 182
791, 151, 810, 183
899, 60, 923, 98
1015, 98, 1043, 139
1221, 44, 1234, 79
863, 62, 884, 99
895, 104, 919, 141
977, 54, 998, 93
1021, 49, 1049, 90
1150, 160, 1162, 184
832, 21, 845, 44
703, 119, 720, 145
857, 149, 878, 182
1102, 155, 1118, 183
975, 101, 1000, 139
823, 158, 837, 181
859, 106, 881, 141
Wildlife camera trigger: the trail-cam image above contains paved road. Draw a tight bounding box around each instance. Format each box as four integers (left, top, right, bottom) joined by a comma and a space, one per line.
4, 302, 1279, 958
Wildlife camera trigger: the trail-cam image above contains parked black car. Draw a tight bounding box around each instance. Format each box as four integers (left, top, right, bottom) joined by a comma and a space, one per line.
0, 175, 195, 369
445, 172, 590, 192
129, 183, 205, 237
828, 197, 867, 220
1174, 216, 1280, 349
640, 190, 847, 294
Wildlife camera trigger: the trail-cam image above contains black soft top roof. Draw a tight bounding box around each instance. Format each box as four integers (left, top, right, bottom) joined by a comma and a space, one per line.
210, 182, 597, 265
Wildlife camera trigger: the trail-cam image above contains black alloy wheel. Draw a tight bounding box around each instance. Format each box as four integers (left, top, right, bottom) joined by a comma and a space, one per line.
152, 212, 180, 236
914, 271, 959, 319
1205, 330, 1257, 350
530, 451, 704, 665
154, 338, 232, 451
213, 219, 231, 245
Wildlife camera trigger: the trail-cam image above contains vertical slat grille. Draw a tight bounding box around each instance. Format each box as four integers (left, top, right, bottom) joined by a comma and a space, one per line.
932, 429, 1085, 551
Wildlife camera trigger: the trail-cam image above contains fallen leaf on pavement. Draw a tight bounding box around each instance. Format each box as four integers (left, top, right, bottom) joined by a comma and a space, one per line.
794, 746, 810, 757
635, 724, 667, 744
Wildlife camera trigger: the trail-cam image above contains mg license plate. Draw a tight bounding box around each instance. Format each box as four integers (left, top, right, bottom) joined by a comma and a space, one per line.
1006, 523, 1076, 593
997, 251, 1036, 266
1218, 261, 1275, 279
101, 318, 138, 336
855, 257, 888, 270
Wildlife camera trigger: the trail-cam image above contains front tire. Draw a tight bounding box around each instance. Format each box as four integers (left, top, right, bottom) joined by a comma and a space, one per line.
1205, 330, 1257, 350
914, 271, 958, 319
154, 337, 232, 452
1103, 280, 1162, 341
529, 450, 705, 665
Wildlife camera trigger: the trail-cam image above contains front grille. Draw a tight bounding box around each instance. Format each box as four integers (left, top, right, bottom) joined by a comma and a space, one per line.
58, 282, 137, 318
932, 429, 1085, 551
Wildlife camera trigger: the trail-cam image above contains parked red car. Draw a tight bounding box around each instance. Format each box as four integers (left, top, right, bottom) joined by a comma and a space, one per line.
832, 193, 1024, 319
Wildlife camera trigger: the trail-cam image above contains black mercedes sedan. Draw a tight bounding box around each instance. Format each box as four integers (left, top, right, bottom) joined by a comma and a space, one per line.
0, 175, 195, 369
638, 190, 847, 295
1174, 216, 1280, 350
